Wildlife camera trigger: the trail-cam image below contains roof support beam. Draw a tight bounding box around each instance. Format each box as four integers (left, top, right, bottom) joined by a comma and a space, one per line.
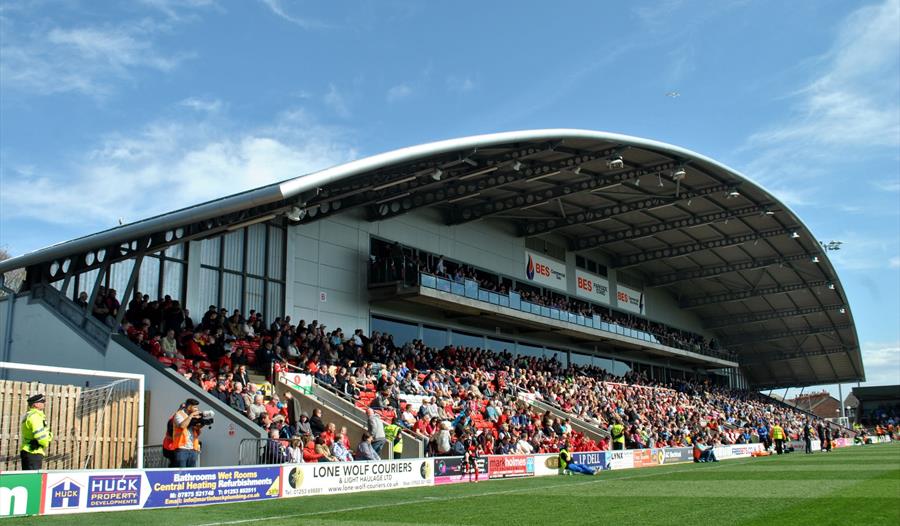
569, 204, 769, 249
740, 346, 853, 365
704, 304, 846, 329
454, 160, 674, 226
680, 280, 830, 309
726, 325, 852, 347
370, 143, 566, 222
648, 253, 819, 287
615, 227, 798, 268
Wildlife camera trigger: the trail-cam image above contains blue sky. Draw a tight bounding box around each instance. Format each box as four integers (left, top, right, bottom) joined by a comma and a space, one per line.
1, 0, 898, 395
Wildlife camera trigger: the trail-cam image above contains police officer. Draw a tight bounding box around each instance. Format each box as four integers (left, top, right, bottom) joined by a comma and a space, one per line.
609, 417, 626, 450
20, 393, 53, 470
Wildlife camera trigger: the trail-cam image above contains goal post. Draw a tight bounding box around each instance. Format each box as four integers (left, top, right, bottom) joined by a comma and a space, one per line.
0, 361, 145, 470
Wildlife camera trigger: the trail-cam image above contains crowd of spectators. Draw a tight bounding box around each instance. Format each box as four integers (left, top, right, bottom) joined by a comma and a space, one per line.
369, 241, 730, 359
85, 285, 854, 464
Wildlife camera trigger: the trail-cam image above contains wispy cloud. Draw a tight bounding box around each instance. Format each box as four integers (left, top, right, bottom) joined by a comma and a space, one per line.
139, 0, 218, 21
324, 83, 351, 118
180, 96, 224, 113
447, 75, 476, 93
873, 179, 900, 193
861, 341, 900, 386
740, 0, 900, 187
259, 0, 328, 29
0, 24, 191, 97
0, 109, 357, 227
824, 232, 899, 272
890, 256, 900, 269
386, 83, 412, 102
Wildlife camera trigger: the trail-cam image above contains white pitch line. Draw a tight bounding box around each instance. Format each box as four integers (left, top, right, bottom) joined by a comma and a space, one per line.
193, 458, 754, 526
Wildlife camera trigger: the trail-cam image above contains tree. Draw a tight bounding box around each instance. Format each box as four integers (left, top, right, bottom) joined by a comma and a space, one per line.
0, 247, 26, 296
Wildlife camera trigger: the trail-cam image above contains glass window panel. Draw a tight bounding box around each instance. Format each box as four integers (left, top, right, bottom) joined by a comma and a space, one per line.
422, 326, 448, 348
266, 282, 283, 322
245, 277, 264, 318
138, 257, 160, 299
198, 268, 219, 310
571, 352, 593, 369
200, 237, 220, 267
371, 317, 418, 346
516, 343, 544, 359
223, 230, 244, 271
487, 338, 514, 353
451, 331, 483, 350
222, 272, 242, 311
162, 261, 184, 300
246, 224, 266, 276
267, 226, 285, 280
108, 259, 135, 298
77, 269, 99, 295
166, 243, 185, 260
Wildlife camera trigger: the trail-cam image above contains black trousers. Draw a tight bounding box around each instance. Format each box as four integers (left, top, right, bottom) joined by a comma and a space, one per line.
775, 439, 784, 455
804, 438, 812, 454
20, 451, 44, 470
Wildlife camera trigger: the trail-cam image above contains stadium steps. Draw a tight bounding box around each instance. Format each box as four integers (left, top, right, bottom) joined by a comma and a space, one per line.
528, 398, 611, 442
275, 375, 424, 459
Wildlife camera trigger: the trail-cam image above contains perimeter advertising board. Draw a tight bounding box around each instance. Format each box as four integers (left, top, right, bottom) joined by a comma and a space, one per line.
615, 283, 646, 315
143, 467, 280, 508
42, 471, 144, 515
282, 459, 433, 497
656, 447, 693, 465
487, 455, 534, 479
433, 456, 489, 485
713, 443, 763, 460
532, 454, 559, 477
605, 450, 634, 470
523, 250, 567, 292
572, 451, 607, 471
574, 269, 610, 305
0, 473, 43, 517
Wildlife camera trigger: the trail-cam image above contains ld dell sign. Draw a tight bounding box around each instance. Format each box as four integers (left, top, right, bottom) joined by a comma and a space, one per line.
0, 473, 43, 517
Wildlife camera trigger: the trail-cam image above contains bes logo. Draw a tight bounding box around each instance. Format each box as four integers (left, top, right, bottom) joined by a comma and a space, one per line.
526, 255, 535, 280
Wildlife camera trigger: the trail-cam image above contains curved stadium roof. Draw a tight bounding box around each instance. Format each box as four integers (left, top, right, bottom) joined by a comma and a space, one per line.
0, 129, 863, 388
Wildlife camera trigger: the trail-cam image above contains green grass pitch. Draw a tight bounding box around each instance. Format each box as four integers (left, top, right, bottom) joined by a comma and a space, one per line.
13, 443, 900, 525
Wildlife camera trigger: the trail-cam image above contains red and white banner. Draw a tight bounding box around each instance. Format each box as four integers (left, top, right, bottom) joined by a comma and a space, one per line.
487, 455, 535, 479
574, 269, 610, 305
523, 250, 567, 292
615, 283, 645, 315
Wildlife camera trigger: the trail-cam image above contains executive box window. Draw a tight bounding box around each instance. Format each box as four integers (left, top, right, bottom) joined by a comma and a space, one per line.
198, 221, 286, 322
71, 243, 187, 303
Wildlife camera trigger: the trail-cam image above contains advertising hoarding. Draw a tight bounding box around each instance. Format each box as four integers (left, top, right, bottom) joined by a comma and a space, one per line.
282, 459, 432, 497
0, 472, 43, 517
487, 455, 534, 479
523, 250, 567, 292
433, 457, 489, 485
615, 283, 645, 315
574, 269, 610, 305
143, 467, 280, 508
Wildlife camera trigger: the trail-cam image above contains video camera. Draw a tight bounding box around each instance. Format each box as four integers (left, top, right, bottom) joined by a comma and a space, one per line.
191, 410, 215, 427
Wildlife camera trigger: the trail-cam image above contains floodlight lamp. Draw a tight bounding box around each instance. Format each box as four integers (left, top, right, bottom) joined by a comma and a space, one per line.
811, 256, 820, 263
827, 281, 834, 289
607, 155, 624, 169
672, 167, 686, 181
791, 231, 800, 239
431, 168, 443, 181
726, 190, 741, 199
839, 307, 846, 314
286, 206, 306, 222
573, 166, 582, 175
512, 161, 524, 172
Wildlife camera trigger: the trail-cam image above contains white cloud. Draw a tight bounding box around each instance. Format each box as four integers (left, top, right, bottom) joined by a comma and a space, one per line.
873, 179, 900, 192
324, 83, 351, 118
860, 342, 900, 386
386, 83, 412, 102
0, 24, 190, 96
0, 109, 357, 227
447, 75, 476, 93
890, 256, 900, 269
139, 0, 218, 21
180, 96, 224, 113
745, 0, 900, 156
259, 0, 328, 29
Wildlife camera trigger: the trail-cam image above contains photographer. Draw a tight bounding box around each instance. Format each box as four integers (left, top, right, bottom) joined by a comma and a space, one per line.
172, 398, 204, 467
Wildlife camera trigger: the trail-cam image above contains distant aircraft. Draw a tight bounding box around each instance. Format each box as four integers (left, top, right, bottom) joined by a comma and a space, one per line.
666, 91, 681, 98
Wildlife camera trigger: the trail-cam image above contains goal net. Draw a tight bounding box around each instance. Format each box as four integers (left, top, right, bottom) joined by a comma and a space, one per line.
0, 362, 144, 471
